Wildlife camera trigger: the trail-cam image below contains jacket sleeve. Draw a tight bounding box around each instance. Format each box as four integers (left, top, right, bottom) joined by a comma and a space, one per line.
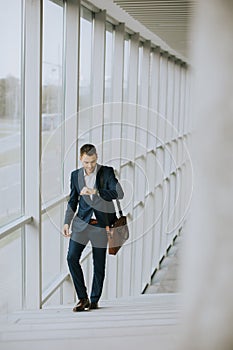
98, 167, 124, 201
64, 172, 79, 225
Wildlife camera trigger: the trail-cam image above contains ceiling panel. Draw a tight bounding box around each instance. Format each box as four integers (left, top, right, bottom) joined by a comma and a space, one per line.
113, 0, 196, 58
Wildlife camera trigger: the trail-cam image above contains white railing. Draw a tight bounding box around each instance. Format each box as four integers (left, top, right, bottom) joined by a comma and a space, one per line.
0, 133, 191, 309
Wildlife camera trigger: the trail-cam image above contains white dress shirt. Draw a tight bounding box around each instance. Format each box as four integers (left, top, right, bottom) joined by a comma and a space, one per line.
84, 165, 97, 218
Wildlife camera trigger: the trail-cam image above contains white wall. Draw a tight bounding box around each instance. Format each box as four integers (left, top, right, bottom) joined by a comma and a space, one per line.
179, 0, 233, 349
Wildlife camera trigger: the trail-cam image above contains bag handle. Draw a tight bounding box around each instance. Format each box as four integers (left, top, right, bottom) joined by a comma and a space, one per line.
99, 166, 123, 214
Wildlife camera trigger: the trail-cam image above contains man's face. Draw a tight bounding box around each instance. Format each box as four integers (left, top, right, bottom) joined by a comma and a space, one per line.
80, 153, 98, 175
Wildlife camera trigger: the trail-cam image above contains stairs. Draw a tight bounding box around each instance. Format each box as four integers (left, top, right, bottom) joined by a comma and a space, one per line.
0, 294, 182, 350
145, 235, 182, 294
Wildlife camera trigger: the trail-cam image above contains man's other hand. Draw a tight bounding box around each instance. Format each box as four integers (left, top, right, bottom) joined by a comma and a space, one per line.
63, 224, 71, 237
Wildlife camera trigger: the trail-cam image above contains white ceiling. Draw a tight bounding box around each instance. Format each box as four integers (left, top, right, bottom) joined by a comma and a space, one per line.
113, 0, 196, 58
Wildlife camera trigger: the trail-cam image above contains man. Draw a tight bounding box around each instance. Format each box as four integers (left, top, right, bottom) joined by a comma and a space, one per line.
63, 144, 124, 312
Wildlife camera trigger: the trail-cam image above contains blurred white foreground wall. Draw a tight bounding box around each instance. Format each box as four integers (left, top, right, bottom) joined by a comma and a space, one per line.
180, 0, 233, 349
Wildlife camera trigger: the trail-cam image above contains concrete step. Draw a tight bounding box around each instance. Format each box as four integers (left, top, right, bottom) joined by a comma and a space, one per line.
0, 293, 182, 350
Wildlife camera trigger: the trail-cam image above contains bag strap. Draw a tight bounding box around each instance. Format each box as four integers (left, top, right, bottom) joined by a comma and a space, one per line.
98, 166, 123, 227
98, 166, 110, 228
116, 198, 123, 217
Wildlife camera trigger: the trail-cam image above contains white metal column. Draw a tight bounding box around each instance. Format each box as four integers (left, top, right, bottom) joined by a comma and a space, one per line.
24, 0, 42, 309
110, 22, 125, 169
158, 52, 168, 146
62, 0, 81, 304
64, 0, 80, 179
123, 32, 139, 161
173, 60, 181, 138
166, 56, 175, 143
138, 40, 153, 290
104, 22, 125, 300
127, 32, 140, 297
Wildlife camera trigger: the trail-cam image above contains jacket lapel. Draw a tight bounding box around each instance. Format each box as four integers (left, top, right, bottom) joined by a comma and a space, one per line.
96, 164, 103, 190
77, 168, 85, 193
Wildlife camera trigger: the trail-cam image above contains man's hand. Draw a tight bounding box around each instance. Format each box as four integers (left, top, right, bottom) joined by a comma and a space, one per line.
80, 186, 97, 196
63, 224, 71, 237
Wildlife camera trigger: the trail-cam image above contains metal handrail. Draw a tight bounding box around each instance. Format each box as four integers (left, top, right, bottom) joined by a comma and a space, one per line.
0, 156, 189, 241
41, 248, 92, 306
41, 194, 69, 215
41, 271, 70, 306
0, 215, 33, 241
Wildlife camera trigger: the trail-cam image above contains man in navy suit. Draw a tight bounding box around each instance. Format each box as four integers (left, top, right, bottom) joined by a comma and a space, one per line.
63, 144, 124, 311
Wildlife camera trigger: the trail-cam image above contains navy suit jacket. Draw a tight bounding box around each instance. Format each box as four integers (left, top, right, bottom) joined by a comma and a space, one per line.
64, 164, 124, 231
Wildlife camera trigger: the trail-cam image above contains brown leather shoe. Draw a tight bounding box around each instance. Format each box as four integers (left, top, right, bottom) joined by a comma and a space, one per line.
89, 302, 99, 310
73, 298, 90, 312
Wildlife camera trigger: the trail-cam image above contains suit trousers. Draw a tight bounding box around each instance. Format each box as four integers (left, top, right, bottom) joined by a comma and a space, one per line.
67, 224, 108, 303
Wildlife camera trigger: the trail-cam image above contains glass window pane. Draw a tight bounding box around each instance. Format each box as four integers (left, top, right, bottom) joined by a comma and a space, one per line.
104, 23, 113, 104
0, 230, 22, 312
137, 44, 143, 103
41, 0, 64, 202
136, 44, 145, 157
78, 6, 93, 147
123, 36, 130, 102
0, 1, 23, 227
121, 37, 131, 164
103, 23, 114, 162
42, 204, 66, 293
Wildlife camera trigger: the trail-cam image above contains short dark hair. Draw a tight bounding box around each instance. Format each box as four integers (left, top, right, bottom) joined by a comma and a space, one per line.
80, 144, 97, 156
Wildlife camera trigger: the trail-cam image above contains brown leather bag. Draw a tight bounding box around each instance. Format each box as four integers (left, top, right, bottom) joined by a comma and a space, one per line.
99, 166, 129, 255
106, 206, 129, 255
